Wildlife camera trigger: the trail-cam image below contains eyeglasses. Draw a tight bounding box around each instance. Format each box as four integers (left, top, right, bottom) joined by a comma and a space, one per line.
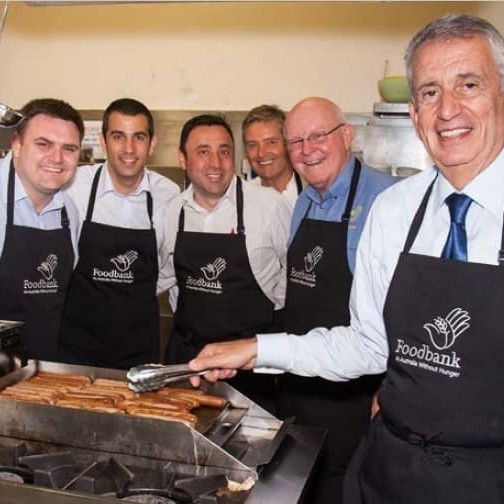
285, 123, 346, 152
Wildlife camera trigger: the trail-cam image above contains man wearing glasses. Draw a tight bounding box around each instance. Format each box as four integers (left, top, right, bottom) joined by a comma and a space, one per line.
277, 97, 394, 503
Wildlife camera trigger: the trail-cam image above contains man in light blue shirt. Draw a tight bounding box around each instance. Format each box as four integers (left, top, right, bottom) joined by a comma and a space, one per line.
0, 98, 83, 362
271, 97, 395, 503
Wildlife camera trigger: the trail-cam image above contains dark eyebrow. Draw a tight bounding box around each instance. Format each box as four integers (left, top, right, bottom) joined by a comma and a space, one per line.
108, 130, 149, 138
34, 136, 79, 150
34, 136, 53, 143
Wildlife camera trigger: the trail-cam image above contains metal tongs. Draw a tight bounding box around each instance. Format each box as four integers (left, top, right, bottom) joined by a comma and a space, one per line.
126, 363, 208, 393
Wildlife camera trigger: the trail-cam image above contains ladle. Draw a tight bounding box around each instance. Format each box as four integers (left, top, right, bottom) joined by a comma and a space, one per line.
0, 102, 23, 128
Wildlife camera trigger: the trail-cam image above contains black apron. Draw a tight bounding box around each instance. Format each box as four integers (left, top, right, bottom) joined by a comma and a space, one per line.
0, 162, 74, 361
345, 179, 504, 504
165, 177, 277, 408
279, 159, 382, 504
60, 166, 159, 369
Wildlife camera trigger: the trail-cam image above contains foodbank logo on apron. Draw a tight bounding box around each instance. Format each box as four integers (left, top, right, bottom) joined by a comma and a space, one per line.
92, 250, 138, 285
186, 257, 226, 295
289, 246, 324, 288
394, 307, 470, 379
24, 254, 59, 295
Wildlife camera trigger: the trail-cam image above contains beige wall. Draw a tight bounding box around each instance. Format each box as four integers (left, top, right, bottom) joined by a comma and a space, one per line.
0, 1, 501, 113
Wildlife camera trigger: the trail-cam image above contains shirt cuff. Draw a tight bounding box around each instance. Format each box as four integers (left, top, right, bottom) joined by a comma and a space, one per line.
255, 332, 291, 372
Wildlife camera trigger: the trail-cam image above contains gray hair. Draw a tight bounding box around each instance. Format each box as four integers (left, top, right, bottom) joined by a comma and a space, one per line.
241, 104, 285, 144
405, 14, 504, 99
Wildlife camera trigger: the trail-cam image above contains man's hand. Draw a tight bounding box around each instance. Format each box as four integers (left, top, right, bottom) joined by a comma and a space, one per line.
188, 337, 258, 386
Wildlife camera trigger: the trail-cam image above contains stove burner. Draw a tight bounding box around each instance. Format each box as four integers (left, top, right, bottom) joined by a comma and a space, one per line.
115, 488, 192, 504
0, 465, 33, 483
0, 471, 24, 484
120, 494, 179, 504
0, 439, 235, 503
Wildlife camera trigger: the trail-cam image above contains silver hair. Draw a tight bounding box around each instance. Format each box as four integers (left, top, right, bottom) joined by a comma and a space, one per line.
405, 14, 504, 101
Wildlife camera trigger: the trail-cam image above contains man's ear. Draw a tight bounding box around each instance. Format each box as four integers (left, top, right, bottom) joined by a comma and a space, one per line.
408, 101, 420, 137
177, 150, 187, 171
148, 134, 158, 156
99, 133, 107, 156
10, 133, 21, 160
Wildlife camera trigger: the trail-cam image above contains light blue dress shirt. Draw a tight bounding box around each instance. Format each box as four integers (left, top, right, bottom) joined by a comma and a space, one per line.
289, 155, 395, 273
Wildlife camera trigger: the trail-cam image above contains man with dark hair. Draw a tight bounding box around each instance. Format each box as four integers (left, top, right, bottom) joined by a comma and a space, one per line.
190, 14, 504, 503
60, 97, 180, 369
163, 113, 290, 410
0, 98, 83, 361
242, 104, 302, 208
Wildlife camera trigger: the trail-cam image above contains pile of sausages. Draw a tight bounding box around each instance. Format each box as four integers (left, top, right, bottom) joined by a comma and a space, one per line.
0, 372, 227, 428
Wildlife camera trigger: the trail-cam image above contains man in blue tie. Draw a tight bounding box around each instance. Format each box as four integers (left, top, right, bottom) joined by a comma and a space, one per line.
189, 14, 504, 504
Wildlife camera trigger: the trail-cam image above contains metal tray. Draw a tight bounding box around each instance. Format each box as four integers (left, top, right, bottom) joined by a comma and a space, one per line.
0, 361, 287, 479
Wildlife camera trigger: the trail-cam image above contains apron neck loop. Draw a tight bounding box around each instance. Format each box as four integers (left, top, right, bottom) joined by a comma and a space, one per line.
85, 165, 103, 222
178, 176, 245, 234
6, 160, 15, 226
86, 165, 154, 228
60, 206, 69, 228
402, 174, 437, 253
341, 158, 362, 222
146, 191, 153, 228
178, 204, 185, 231
7, 160, 68, 228
294, 171, 303, 195
236, 176, 245, 234
303, 158, 362, 221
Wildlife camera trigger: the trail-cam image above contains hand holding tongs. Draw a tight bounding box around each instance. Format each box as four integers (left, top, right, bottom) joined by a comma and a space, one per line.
126, 363, 208, 392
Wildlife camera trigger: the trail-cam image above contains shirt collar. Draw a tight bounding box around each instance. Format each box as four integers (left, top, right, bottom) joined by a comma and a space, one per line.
304, 155, 355, 204
100, 161, 148, 197
182, 175, 237, 212
433, 148, 504, 220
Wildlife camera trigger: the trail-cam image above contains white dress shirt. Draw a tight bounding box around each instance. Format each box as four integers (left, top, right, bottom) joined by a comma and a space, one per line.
64, 162, 180, 293
0, 152, 80, 261
249, 172, 300, 209
256, 148, 504, 381
163, 176, 291, 311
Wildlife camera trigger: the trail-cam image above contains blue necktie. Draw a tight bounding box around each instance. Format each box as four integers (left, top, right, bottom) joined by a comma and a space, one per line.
441, 193, 472, 261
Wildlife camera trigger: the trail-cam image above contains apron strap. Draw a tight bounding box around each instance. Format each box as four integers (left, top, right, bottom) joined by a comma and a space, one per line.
146, 191, 154, 229
85, 165, 102, 222
403, 175, 437, 253
341, 158, 362, 222
236, 176, 245, 235
178, 204, 185, 231
294, 171, 303, 195
60, 206, 69, 228
6, 160, 15, 226
499, 207, 504, 264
